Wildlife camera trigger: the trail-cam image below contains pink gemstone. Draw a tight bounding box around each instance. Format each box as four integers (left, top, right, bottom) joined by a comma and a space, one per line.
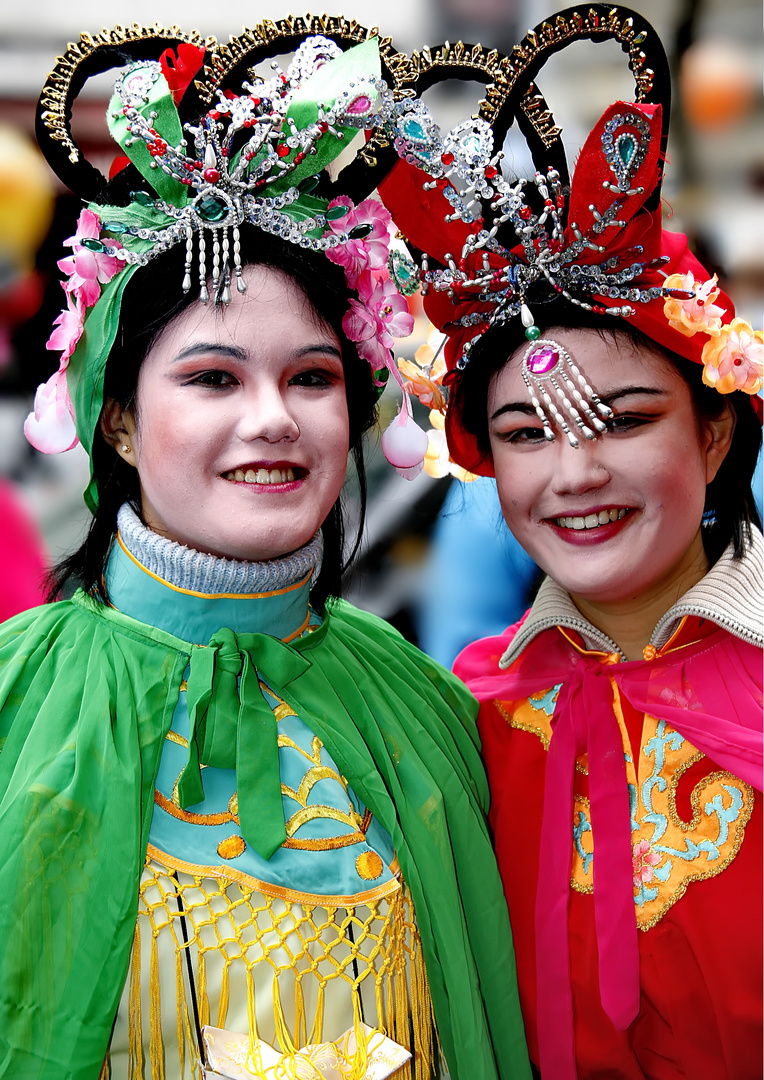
527, 346, 559, 375
347, 95, 372, 115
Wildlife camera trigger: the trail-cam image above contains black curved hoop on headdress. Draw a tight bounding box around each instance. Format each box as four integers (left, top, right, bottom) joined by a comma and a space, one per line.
35, 26, 212, 203
480, 4, 671, 203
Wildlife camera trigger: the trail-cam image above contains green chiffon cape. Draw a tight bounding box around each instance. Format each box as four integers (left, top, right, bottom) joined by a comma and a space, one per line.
0, 591, 530, 1080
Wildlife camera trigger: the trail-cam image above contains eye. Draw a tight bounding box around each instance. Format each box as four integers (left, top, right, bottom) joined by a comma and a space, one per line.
289, 367, 338, 389
493, 424, 548, 444
188, 369, 238, 388
608, 413, 652, 432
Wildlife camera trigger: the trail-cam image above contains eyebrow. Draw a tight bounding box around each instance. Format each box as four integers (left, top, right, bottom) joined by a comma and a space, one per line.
490, 384, 667, 422
172, 342, 342, 363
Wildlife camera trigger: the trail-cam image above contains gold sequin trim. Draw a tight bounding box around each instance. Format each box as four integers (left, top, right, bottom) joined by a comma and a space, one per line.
144, 843, 400, 905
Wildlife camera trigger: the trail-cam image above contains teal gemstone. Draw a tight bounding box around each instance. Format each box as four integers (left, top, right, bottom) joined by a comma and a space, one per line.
618, 134, 637, 167
196, 194, 228, 222
80, 237, 105, 252
349, 223, 373, 239
130, 190, 156, 207
403, 118, 426, 141
326, 204, 349, 221
462, 135, 481, 156
104, 221, 127, 234
298, 174, 320, 194
525, 325, 541, 341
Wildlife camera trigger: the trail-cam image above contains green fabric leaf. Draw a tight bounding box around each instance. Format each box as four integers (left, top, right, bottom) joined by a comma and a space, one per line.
107, 64, 187, 208
67, 202, 172, 511
254, 38, 381, 195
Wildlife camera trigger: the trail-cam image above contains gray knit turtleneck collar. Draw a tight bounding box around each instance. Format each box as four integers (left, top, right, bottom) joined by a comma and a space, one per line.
116, 503, 323, 595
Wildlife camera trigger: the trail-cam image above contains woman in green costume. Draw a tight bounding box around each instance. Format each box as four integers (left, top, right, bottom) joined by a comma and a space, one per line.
0, 21, 530, 1080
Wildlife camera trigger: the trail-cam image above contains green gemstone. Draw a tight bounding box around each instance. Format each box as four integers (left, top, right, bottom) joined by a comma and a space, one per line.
633, 30, 647, 44
403, 118, 426, 140
196, 194, 228, 222
326, 204, 349, 221
618, 135, 636, 167
130, 190, 156, 207
298, 174, 320, 194
349, 223, 374, 239
525, 325, 541, 341
80, 237, 105, 252
104, 221, 127, 234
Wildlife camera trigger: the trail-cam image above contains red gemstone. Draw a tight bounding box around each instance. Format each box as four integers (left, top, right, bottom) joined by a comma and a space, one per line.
276, 144, 290, 158
294, 152, 305, 164
485, 165, 498, 179
203, 167, 220, 182
318, 121, 328, 133
519, 206, 532, 220
209, 111, 219, 120
557, 195, 565, 209
441, 152, 455, 166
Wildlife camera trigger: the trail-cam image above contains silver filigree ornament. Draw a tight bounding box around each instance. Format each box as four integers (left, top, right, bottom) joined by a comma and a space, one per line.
100, 55, 397, 305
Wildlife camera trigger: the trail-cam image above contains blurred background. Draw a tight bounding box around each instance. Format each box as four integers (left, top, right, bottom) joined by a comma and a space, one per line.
0, 0, 761, 659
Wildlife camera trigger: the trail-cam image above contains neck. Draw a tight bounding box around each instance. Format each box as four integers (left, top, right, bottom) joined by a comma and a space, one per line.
570, 530, 710, 661
105, 504, 322, 643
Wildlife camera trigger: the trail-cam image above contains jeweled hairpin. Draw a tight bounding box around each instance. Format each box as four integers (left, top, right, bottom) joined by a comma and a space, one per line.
521, 338, 613, 447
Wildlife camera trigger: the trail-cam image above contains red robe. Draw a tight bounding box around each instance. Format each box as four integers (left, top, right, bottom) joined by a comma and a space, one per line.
457, 616, 762, 1079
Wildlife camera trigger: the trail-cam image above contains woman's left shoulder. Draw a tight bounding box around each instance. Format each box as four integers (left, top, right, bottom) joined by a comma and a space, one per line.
325, 598, 476, 704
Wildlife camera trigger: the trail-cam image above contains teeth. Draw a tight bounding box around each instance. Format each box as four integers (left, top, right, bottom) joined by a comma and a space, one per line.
224, 467, 297, 484
555, 508, 630, 529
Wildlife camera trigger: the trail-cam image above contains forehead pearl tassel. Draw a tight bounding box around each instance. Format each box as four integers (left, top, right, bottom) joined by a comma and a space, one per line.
521, 338, 614, 447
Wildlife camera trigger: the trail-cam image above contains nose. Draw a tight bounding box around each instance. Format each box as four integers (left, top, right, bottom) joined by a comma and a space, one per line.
549, 434, 610, 497
236, 382, 299, 444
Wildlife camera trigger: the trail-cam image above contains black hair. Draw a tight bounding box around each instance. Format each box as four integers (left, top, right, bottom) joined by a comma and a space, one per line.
452, 300, 762, 565
47, 223, 379, 609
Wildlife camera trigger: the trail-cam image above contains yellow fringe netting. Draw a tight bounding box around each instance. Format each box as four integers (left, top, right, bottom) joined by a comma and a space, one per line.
116, 856, 438, 1080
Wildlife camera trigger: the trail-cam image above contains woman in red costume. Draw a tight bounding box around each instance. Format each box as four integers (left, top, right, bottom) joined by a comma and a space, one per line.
379, 5, 763, 1078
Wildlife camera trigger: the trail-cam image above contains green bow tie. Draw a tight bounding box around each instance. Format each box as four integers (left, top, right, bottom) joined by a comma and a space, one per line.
177, 627, 311, 860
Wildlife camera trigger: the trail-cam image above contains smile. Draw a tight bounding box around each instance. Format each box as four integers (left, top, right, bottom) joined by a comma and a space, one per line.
223, 467, 297, 484
554, 508, 630, 530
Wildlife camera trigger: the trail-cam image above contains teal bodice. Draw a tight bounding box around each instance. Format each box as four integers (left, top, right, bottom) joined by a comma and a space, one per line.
104, 532, 397, 902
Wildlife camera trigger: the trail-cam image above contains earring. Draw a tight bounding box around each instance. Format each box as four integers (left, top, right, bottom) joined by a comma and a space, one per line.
121, 444, 131, 454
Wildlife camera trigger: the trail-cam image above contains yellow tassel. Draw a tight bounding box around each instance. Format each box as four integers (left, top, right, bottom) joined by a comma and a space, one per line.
175, 949, 185, 1080
272, 974, 299, 1056
246, 967, 268, 1077
294, 976, 306, 1050
149, 932, 165, 1080
308, 980, 325, 1045
197, 950, 210, 1031
410, 929, 433, 1080
347, 987, 371, 1080
128, 921, 143, 1080
98, 1055, 109, 1080
217, 959, 231, 1029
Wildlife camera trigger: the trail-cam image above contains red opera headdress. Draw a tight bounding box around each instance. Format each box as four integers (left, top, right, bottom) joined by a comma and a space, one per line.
375, 4, 763, 474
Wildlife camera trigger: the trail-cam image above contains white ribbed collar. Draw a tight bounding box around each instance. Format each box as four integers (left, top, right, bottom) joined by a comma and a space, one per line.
499, 529, 764, 668
116, 503, 323, 596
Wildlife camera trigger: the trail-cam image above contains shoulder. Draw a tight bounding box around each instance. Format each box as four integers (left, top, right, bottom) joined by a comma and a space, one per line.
324, 598, 477, 711
452, 612, 530, 685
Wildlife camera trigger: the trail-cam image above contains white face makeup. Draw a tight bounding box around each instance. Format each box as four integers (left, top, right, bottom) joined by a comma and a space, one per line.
113, 264, 350, 562
487, 327, 731, 608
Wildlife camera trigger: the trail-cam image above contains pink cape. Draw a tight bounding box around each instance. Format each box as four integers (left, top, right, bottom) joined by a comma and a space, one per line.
455, 621, 763, 1080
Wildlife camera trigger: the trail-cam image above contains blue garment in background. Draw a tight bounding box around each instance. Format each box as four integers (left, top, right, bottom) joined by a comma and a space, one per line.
414, 478, 538, 669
